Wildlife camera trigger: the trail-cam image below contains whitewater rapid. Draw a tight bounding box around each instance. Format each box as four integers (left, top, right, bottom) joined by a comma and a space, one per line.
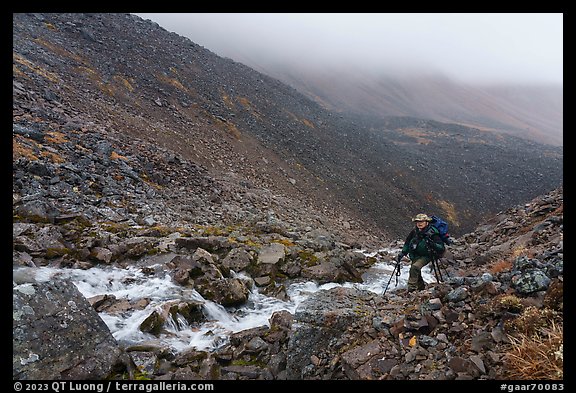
13, 248, 436, 352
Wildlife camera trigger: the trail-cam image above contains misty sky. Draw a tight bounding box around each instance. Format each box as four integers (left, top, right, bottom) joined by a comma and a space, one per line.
135, 13, 563, 85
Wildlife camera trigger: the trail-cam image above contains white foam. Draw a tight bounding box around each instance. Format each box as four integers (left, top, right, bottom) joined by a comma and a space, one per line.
13, 245, 438, 352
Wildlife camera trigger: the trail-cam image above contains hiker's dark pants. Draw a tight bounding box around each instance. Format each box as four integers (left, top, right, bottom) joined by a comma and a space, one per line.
408, 257, 430, 291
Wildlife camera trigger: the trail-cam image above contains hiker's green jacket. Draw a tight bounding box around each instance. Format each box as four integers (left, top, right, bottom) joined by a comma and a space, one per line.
401, 225, 445, 262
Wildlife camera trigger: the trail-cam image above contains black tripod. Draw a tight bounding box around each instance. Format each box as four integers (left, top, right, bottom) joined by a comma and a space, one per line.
425, 239, 450, 283
383, 257, 403, 295
430, 254, 449, 283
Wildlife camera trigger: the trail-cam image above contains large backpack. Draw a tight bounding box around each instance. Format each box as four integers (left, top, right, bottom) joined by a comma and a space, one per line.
430, 215, 451, 246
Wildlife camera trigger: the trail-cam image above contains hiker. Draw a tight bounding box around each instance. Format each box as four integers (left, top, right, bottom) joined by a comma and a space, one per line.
397, 213, 445, 292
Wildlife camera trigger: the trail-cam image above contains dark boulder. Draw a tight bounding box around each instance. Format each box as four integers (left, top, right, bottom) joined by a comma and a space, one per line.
13, 273, 128, 379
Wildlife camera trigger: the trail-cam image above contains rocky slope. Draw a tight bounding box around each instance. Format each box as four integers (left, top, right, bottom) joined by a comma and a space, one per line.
13, 185, 563, 380
13, 13, 563, 381
12, 13, 562, 238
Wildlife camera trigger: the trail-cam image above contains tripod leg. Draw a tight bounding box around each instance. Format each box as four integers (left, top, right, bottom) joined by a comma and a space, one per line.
383, 261, 398, 295
431, 259, 441, 283
436, 258, 444, 282
384, 260, 404, 295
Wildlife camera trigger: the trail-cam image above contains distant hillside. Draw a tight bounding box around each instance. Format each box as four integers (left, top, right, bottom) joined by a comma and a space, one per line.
248, 63, 563, 146
12, 13, 563, 239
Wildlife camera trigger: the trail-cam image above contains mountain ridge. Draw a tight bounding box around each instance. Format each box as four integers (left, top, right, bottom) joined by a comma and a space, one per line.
12, 12, 562, 239
241, 61, 563, 146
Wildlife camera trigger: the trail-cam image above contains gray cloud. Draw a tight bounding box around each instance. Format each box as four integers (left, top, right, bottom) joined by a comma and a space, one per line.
135, 13, 563, 85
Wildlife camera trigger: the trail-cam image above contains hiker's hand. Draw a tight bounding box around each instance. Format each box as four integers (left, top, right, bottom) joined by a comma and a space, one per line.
396, 253, 403, 263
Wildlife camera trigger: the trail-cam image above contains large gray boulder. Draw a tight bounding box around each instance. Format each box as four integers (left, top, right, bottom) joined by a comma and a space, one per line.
285, 286, 377, 379
13, 271, 127, 379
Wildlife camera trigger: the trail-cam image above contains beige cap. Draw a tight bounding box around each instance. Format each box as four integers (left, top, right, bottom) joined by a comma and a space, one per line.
412, 213, 432, 222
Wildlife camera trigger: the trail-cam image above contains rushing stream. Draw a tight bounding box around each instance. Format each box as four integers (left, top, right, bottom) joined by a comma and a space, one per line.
14, 248, 436, 353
